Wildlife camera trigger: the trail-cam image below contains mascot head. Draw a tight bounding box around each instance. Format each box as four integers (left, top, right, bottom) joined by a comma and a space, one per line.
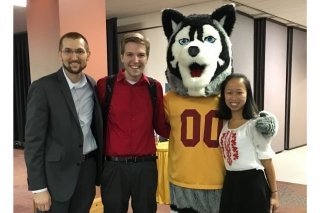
162, 4, 236, 97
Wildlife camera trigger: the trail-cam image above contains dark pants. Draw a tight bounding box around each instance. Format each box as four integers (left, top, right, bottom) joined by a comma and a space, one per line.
219, 169, 271, 213
100, 160, 158, 213
37, 158, 97, 213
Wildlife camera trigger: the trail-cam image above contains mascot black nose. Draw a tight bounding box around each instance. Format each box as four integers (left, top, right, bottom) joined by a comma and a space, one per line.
188, 46, 200, 57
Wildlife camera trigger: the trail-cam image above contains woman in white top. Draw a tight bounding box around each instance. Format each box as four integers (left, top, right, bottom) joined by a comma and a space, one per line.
218, 73, 280, 213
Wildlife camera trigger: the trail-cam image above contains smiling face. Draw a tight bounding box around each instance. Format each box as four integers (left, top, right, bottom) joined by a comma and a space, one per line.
59, 37, 90, 75
120, 42, 148, 82
224, 78, 247, 113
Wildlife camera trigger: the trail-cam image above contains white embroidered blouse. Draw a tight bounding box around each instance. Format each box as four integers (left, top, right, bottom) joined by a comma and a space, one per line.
219, 119, 275, 171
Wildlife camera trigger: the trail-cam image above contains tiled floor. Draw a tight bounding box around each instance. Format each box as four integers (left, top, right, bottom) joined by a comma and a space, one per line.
14, 145, 307, 213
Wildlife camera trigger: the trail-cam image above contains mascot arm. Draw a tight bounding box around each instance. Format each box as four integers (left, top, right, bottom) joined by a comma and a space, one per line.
255, 111, 279, 138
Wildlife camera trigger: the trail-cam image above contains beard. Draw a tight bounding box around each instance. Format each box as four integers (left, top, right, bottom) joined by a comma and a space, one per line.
63, 62, 86, 75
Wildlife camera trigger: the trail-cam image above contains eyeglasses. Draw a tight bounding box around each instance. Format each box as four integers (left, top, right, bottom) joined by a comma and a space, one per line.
62, 48, 87, 57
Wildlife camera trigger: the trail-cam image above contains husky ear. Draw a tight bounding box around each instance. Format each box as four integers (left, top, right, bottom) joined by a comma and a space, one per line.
162, 9, 185, 40
211, 4, 236, 36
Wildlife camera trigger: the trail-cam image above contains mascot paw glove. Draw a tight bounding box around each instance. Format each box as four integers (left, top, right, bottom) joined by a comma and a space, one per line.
255, 111, 278, 138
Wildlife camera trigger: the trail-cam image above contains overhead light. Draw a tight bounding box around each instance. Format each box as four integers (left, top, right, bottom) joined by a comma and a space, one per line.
13, 0, 27, 7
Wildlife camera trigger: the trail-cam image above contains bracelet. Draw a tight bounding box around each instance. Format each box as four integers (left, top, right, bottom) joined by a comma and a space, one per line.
271, 190, 278, 193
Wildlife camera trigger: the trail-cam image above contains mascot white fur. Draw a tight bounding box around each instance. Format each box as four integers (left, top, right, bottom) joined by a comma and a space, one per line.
162, 4, 277, 213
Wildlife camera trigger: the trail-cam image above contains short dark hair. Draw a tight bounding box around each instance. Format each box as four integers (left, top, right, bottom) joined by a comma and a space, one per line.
120, 32, 150, 57
218, 73, 259, 120
58, 32, 89, 51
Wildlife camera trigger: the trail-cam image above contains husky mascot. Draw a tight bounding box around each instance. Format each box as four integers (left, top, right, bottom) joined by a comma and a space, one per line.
162, 4, 277, 213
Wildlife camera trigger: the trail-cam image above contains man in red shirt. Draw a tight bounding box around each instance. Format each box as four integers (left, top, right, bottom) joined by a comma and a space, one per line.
96, 32, 170, 213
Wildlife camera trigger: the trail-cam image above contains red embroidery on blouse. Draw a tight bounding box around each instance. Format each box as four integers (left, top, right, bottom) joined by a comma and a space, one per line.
220, 131, 239, 165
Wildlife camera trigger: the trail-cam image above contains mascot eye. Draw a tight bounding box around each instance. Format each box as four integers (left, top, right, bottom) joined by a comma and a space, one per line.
179, 38, 190, 46
204, 36, 216, 43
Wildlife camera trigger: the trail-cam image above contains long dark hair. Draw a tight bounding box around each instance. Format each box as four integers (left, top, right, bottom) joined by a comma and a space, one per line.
218, 73, 259, 120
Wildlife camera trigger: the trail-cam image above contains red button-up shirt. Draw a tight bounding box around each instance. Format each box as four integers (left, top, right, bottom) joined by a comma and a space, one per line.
97, 69, 170, 156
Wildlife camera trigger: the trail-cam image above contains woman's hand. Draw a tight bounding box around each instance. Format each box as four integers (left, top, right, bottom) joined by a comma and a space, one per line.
270, 191, 280, 213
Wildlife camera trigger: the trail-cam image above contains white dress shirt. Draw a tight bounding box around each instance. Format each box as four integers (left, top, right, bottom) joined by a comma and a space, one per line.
63, 70, 97, 154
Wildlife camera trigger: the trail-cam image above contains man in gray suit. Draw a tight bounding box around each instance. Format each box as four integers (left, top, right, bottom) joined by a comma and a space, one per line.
24, 32, 103, 213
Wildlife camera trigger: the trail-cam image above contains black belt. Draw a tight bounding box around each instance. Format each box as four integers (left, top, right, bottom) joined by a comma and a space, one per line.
105, 155, 158, 163
81, 150, 97, 162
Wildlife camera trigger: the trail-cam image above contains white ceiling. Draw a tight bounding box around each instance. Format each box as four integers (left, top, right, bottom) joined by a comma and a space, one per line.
14, 0, 306, 33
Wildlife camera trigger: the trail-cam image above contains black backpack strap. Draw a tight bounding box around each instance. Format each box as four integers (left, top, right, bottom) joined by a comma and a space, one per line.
103, 75, 116, 126
147, 77, 157, 126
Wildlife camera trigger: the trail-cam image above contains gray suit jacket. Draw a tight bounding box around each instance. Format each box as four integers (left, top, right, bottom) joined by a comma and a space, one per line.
24, 68, 103, 202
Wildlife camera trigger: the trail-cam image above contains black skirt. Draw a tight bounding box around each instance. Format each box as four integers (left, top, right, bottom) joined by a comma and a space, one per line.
219, 169, 271, 213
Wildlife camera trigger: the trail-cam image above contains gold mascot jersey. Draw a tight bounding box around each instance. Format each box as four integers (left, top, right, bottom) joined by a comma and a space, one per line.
164, 91, 225, 189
